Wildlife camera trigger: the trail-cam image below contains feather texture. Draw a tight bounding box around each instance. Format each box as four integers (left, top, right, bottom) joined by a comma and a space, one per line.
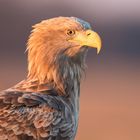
0, 89, 76, 140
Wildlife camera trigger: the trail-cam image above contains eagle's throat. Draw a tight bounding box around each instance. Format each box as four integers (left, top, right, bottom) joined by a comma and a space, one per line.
27, 46, 86, 96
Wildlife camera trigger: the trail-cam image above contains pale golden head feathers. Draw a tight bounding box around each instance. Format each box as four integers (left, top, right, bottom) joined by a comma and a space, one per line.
25, 17, 101, 93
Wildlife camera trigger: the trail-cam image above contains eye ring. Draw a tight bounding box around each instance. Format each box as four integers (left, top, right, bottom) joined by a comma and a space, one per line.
67, 29, 75, 36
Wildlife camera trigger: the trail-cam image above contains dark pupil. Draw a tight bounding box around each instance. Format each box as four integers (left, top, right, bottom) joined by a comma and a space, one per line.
69, 31, 73, 34
68, 30, 74, 35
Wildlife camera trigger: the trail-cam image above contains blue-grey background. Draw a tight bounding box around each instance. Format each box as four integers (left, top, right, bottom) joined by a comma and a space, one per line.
0, 0, 140, 139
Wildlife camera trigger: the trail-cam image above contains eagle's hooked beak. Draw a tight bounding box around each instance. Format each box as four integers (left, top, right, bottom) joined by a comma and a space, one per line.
69, 30, 102, 54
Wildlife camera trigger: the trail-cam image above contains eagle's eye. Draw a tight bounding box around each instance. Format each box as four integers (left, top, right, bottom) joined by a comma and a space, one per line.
67, 30, 75, 36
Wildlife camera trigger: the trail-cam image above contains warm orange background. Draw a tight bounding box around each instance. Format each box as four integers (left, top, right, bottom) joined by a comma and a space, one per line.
0, 0, 140, 140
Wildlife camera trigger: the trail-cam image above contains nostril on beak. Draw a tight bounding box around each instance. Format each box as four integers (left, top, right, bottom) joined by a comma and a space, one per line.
87, 33, 91, 36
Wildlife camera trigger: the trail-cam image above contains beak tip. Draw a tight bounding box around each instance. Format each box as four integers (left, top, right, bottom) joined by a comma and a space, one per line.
97, 47, 101, 54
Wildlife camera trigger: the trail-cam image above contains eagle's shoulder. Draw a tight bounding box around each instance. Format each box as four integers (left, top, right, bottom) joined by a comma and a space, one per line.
0, 88, 73, 139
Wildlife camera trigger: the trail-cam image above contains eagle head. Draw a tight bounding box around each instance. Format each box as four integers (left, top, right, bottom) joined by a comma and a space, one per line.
26, 17, 101, 92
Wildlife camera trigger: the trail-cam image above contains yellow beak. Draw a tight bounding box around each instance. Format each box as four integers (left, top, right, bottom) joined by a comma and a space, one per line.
69, 30, 102, 54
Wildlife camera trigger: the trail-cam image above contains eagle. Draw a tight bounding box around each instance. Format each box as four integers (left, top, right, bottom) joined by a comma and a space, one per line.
0, 17, 101, 140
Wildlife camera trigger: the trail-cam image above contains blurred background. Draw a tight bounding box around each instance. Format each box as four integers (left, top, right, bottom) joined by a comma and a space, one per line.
0, 0, 140, 139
